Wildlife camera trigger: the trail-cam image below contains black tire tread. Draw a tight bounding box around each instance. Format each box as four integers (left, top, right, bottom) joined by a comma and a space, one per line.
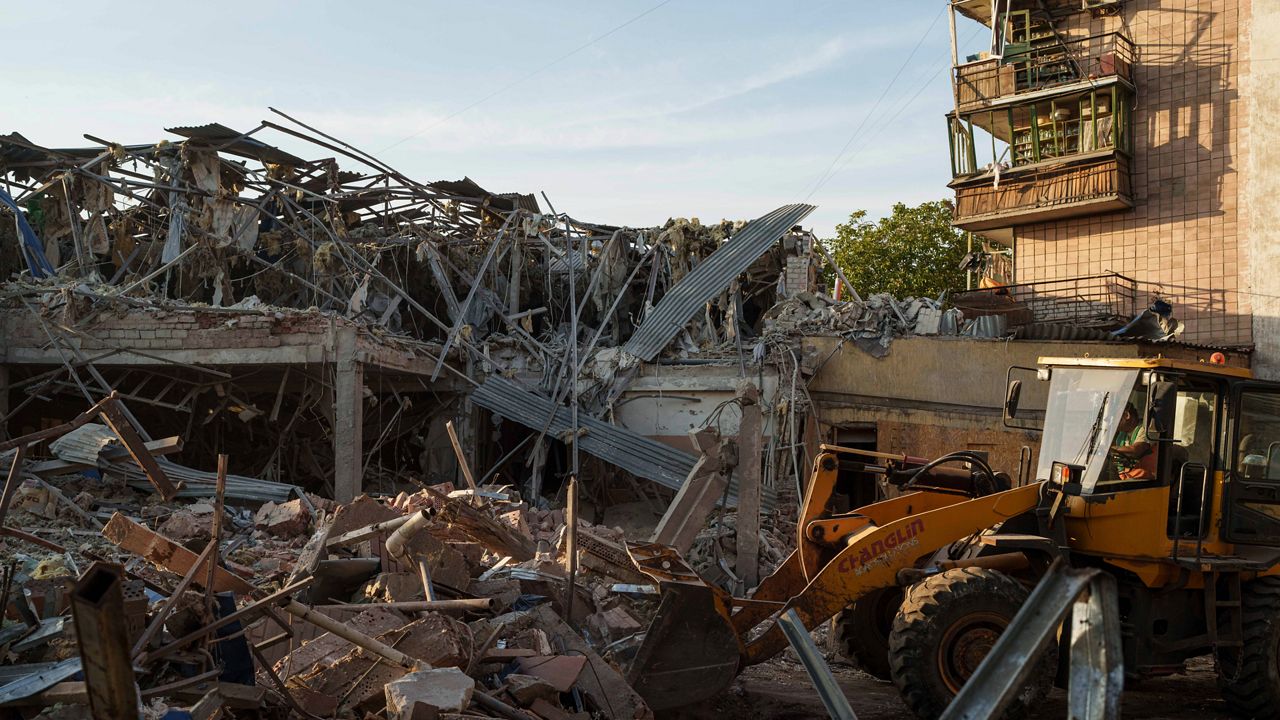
835, 587, 902, 681
888, 567, 1054, 720
1219, 575, 1280, 718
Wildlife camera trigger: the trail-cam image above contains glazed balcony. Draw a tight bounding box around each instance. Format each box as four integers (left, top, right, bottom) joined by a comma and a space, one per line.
953, 32, 1134, 113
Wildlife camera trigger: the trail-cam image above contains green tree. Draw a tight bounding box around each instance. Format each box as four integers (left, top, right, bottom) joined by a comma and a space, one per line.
824, 200, 967, 299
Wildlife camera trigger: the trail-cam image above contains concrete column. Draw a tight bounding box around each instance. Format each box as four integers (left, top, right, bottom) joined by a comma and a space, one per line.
333, 325, 364, 502
1244, 3, 1280, 379
735, 381, 763, 589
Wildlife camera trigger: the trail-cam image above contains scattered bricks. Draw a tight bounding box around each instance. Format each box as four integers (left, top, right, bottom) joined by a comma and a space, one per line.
300, 613, 472, 715
253, 498, 310, 538
509, 606, 652, 719
157, 510, 211, 544
447, 541, 485, 574
404, 532, 471, 591
466, 578, 521, 612
513, 656, 586, 694
385, 667, 474, 720
503, 674, 558, 707
586, 606, 642, 643
272, 607, 409, 679
329, 494, 403, 537
499, 509, 531, 538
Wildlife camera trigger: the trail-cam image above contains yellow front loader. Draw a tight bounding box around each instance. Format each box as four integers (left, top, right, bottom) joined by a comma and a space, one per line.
626, 357, 1280, 719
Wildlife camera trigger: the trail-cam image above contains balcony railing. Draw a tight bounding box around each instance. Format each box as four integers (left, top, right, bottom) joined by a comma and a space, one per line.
953, 32, 1134, 112
950, 152, 1131, 230
952, 272, 1138, 330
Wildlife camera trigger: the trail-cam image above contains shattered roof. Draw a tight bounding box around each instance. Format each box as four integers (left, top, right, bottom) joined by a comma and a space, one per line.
428, 177, 540, 213
166, 122, 307, 167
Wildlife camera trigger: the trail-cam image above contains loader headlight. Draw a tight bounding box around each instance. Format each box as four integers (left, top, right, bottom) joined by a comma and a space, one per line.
1050, 461, 1084, 494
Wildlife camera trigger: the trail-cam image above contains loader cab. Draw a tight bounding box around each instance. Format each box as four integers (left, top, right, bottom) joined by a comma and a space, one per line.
1007, 357, 1277, 563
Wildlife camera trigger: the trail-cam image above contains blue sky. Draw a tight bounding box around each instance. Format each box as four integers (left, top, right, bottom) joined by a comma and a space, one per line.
4, 1, 988, 236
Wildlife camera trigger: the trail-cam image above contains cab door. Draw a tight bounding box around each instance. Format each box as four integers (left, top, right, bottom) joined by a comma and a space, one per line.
1224, 383, 1280, 545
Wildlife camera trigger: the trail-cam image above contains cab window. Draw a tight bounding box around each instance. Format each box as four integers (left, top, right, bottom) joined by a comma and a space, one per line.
1225, 387, 1280, 545
1236, 392, 1280, 482
1171, 382, 1219, 473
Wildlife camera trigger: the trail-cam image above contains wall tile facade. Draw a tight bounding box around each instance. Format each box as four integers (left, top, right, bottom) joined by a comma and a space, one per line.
1010, 0, 1250, 346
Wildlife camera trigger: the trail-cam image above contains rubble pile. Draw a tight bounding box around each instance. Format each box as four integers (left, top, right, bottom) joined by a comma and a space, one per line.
0, 415, 682, 719
686, 509, 796, 593
0, 115, 1166, 718
760, 291, 956, 357
0, 120, 839, 508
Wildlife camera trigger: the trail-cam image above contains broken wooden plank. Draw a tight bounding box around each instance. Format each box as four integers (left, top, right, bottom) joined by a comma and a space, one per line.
429, 489, 535, 561
101, 512, 254, 595
0, 681, 88, 707
188, 687, 225, 720
445, 419, 479, 492
2, 527, 64, 552
132, 537, 220, 657
98, 397, 181, 500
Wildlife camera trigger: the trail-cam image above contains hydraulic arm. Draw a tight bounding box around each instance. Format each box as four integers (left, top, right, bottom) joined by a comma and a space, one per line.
625, 450, 1045, 711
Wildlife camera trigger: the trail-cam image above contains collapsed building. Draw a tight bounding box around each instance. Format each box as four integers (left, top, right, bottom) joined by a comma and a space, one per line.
0, 111, 1254, 718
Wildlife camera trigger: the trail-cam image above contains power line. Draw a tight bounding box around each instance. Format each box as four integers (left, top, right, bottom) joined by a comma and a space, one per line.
798, 7, 946, 201
807, 25, 985, 200
379, 0, 674, 152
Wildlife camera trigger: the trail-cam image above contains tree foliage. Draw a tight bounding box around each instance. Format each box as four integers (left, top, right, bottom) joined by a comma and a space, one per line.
824, 200, 967, 300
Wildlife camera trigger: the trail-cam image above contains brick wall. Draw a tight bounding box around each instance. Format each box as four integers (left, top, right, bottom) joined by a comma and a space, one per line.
1, 307, 337, 354
1013, 0, 1250, 346
782, 256, 814, 297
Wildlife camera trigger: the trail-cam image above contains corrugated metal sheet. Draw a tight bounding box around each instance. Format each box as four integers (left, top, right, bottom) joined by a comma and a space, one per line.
623, 203, 816, 361
48, 423, 117, 466
427, 177, 537, 213
111, 458, 298, 503
472, 376, 774, 509
166, 123, 307, 167
473, 376, 696, 490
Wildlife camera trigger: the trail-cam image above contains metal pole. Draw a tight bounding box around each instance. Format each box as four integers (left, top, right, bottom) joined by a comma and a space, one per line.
564, 219, 581, 626
967, 232, 974, 290
777, 609, 857, 720
204, 454, 227, 620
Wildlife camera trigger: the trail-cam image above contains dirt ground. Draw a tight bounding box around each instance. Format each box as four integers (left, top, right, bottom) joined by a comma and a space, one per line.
672, 655, 1232, 719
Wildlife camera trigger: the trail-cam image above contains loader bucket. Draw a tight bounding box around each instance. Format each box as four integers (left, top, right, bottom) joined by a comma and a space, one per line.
626, 582, 741, 711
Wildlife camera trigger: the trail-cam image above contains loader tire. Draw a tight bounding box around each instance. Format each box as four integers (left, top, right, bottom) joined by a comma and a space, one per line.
1217, 575, 1280, 718
888, 567, 1055, 720
835, 586, 903, 680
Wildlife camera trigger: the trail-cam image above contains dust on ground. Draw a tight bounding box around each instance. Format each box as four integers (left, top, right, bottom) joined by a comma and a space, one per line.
672, 654, 1232, 719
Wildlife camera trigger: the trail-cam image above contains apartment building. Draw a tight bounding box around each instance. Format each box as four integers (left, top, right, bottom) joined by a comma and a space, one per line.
944, 0, 1280, 377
